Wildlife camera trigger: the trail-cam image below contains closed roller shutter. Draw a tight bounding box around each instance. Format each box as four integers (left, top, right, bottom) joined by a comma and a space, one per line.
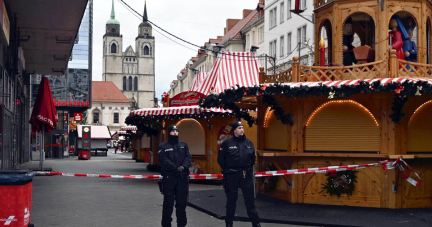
265, 110, 289, 151
407, 101, 432, 152
305, 101, 380, 152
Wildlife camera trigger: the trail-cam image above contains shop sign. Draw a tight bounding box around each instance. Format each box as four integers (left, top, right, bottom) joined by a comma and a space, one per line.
169, 91, 205, 107
82, 126, 91, 150
54, 99, 90, 107
217, 124, 233, 153
74, 113, 82, 121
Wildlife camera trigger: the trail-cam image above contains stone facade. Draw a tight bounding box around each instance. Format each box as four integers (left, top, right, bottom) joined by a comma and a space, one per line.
102, 1, 155, 109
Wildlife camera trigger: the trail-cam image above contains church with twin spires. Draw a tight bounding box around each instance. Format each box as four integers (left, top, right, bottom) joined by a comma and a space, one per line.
102, 0, 155, 109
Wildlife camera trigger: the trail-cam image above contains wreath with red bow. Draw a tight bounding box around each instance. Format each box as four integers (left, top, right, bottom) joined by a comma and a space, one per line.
262, 162, 279, 193
320, 170, 357, 197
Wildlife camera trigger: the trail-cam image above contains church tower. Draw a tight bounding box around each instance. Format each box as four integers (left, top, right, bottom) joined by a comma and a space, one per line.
102, 0, 155, 109
102, 0, 123, 82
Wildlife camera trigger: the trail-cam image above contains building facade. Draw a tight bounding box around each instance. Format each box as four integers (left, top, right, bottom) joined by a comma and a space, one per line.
102, 0, 155, 109
167, 1, 264, 97
264, 0, 315, 74
86, 81, 131, 134
29, 0, 93, 159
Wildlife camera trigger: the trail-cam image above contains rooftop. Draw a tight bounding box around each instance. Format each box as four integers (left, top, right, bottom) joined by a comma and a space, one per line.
92, 81, 130, 103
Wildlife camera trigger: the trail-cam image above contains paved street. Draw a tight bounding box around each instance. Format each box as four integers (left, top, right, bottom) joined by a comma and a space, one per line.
26, 149, 308, 227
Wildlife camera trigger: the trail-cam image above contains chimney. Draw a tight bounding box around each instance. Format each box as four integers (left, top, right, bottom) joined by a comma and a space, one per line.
243, 9, 254, 19
226, 19, 241, 32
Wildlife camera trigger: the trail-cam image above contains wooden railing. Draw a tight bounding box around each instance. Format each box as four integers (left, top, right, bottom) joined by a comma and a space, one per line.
263, 67, 293, 83
398, 59, 432, 78
299, 60, 387, 82
259, 49, 432, 83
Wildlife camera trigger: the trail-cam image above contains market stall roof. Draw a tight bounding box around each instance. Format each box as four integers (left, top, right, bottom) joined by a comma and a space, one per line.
196, 51, 261, 95
189, 72, 207, 92
131, 106, 232, 117
77, 125, 111, 139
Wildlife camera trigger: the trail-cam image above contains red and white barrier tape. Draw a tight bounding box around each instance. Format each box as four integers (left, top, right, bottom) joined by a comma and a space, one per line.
33, 158, 421, 186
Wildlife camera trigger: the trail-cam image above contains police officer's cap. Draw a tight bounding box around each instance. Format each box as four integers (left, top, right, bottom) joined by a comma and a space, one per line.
168, 124, 179, 133
232, 121, 244, 131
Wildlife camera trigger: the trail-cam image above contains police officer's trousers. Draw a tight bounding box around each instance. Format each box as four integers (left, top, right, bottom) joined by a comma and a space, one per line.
162, 175, 189, 227
224, 171, 260, 225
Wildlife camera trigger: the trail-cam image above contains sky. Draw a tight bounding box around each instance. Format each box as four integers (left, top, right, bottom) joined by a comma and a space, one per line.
92, 0, 259, 99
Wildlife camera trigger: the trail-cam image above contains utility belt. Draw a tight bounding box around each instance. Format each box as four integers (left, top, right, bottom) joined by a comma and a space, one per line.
223, 166, 253, 174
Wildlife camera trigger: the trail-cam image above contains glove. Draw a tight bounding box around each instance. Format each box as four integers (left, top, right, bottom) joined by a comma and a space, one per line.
175, 166, 184, 177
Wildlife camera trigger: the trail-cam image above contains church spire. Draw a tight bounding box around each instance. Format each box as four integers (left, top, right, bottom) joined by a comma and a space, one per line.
143, 1, 148, 22
111, 0, 116, 19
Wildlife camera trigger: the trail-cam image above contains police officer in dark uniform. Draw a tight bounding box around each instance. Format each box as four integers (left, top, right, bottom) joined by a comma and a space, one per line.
218, 121, 261, 227
158, 124, 192, 227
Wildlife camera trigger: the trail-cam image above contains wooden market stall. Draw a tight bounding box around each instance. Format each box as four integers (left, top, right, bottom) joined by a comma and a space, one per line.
198, 0, 432, 209
125, 51, 261, 174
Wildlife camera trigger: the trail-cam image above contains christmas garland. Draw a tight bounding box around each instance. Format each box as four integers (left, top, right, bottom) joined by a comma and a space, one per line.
262, 162, 279, 194
320, 170, 357, 197
198, 81, 432, 124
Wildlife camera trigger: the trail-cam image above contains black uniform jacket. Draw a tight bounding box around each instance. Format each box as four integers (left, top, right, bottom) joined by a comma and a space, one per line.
158, 140, 192, 176
217, 135, 256, 172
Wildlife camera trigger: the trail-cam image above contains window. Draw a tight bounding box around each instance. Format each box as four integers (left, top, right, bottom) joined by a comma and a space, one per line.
287, 0, 291, 19
280, 2, 284, 24
123, 76, 126, 90
270, 7, 277, 28
110, 43, 117, 53
246, 34, 250, 51
113, 113, 119, 124
111, 28, 116, 33
144, 46, 150, 55
252, 31, 256, 46
258, 26, 264, 43
128, 76, 132, 91
298, 25, 307, 48
269, 40, 277, 58
280, 36, 285, 57
287, 32, 292, 54
93, 112, 99, 123
134, 77, 138, 91
301, 0, 306, 10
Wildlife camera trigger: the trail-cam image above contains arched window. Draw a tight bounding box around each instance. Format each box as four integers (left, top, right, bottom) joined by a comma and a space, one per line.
134, 77, 138, 91
177, 119, 205, 155
144, 46, 150, 55
123, 76, 126, 90
128, 76, 132, 91
111, 43, 117, 53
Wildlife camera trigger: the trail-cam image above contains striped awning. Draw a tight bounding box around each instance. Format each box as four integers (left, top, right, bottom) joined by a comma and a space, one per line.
131, 106, 232, 117
266, 78, 432, 88
196, 51, 261, 95
121, 126, 137, 131
188, 72, 207, 92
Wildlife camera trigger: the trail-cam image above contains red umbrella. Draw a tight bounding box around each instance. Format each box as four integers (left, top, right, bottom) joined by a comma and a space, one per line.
29, 77, 58, 170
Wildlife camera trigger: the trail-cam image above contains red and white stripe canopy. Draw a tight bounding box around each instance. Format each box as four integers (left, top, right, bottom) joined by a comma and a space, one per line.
196, 51, 261, 95
265, 78, 432, 88
131, 106, 231, 117
188, 72, 207, 92
121, 126, 137, 131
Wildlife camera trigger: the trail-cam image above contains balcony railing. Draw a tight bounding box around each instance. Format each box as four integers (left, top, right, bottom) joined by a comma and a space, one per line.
259, 50, 432, 83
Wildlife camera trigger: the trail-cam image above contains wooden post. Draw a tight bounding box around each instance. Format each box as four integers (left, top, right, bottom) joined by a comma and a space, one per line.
292, 56, 299, 82
389, 49, 397, 78
259, 67, 265, 84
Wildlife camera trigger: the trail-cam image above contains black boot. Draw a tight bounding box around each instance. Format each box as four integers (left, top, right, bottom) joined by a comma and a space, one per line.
226, 223, 233, 227
252, 223, 261, 227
